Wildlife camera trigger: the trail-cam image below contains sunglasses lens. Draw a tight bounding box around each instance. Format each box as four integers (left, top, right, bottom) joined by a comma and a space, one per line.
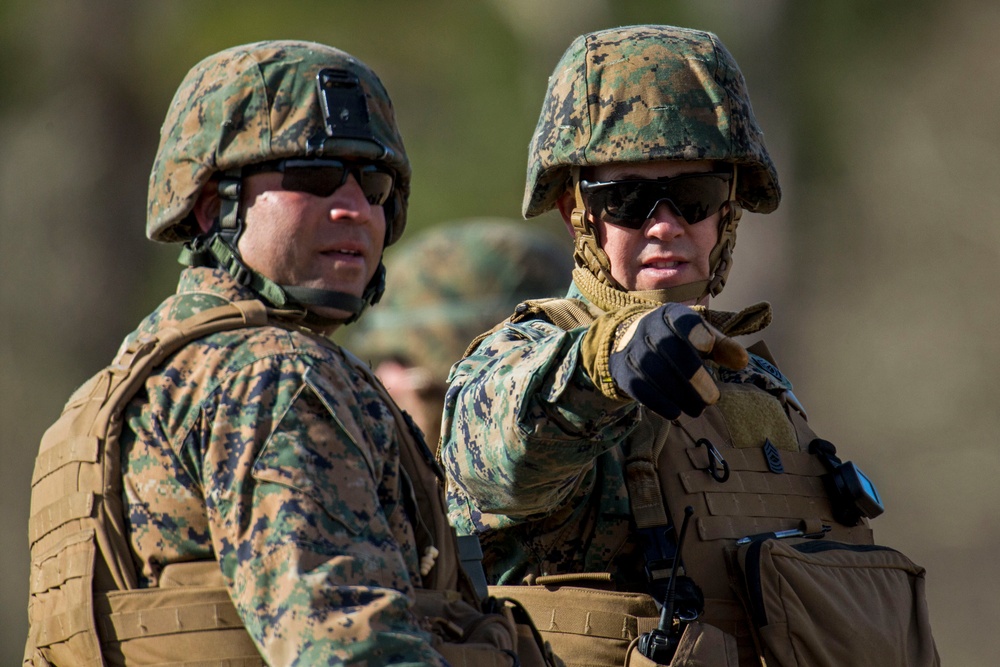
583, 174, 730, 227
596, 184, 652, 229
668, 176, 729, 222
281, 165, 347, 197
278, 162, 395, 204
357, 167, 395, 205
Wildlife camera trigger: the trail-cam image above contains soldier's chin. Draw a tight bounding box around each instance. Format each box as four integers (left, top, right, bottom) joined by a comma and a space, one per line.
307, 305, 359, 330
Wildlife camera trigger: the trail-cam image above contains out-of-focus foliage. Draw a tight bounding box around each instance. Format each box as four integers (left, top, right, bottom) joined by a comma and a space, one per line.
3, 1, 996, 665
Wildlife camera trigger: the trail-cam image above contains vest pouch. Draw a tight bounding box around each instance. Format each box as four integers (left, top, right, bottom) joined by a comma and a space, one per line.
414, 588, 519, 667
96, 561, 263, 666
623, 622, 738, 667
731, 538, 940, 667
490, 584, 663, 667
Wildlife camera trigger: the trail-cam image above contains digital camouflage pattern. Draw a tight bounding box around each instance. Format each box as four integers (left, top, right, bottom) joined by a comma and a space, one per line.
523, 24, 779, 219
147, 40, 411, 244
440, 284, 791, 585
441, 283, 640, 582
349, 219, 573, 385
121, 266, 446, 666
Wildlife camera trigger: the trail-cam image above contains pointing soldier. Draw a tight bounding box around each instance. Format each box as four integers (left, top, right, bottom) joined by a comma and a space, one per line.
440, 25, 936, 667
25, 41, 545, 667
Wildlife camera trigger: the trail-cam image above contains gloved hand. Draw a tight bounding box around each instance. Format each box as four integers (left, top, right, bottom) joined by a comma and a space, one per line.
605, 303, 747, 420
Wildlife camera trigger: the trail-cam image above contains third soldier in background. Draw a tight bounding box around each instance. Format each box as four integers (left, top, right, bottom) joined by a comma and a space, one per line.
348, 219, 572, 448
439, 25, 939, 667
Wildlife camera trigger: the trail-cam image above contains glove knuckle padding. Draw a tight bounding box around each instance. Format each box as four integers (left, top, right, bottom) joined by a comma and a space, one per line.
662, 304, 702, 335
608, 304, 716, 419
650, 333, 703, 380
628, 360, 704, 420
664, 305, 717, 354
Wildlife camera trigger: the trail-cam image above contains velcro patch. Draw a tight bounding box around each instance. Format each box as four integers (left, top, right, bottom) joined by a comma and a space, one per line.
715, 384, 797, 452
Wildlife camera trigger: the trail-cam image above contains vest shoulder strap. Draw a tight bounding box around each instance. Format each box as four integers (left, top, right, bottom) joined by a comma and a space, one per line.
26, 300, 270, 666
515, 297, 600, 330
463, 297, 599, 358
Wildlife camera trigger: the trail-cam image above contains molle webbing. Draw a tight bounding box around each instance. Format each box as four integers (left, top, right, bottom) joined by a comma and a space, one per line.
488, 584, 661, 667
672, 426, 871, 543
660, 397, 873, 606
623, 415, 674, 586
655, 398, 873, 667
25, 301, 270, 667
95, 581, 263, 666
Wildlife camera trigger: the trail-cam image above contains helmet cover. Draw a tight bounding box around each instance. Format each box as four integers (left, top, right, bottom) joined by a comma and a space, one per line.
524, 25, 779, 219
147, 40, 410, 244
349, 219, 573, 383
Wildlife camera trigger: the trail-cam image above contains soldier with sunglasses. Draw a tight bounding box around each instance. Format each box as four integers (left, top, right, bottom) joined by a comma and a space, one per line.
439, 25, 903, 667
25, 41, 550, 667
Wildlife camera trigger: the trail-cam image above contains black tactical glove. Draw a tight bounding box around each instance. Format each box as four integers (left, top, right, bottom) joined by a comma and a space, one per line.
604, 303, 747, 420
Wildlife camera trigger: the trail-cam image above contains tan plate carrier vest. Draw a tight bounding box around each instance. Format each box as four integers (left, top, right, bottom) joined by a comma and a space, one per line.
483, 299, 874, 667
25, 300, 544, 667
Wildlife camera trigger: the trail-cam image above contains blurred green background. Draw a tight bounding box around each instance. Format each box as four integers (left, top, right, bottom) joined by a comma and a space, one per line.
3, 0, 997, 664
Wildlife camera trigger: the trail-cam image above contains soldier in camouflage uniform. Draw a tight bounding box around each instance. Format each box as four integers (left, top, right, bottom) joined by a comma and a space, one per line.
347, 220, 572, 447
439, 25, 899, 667
25, 41, 542, 667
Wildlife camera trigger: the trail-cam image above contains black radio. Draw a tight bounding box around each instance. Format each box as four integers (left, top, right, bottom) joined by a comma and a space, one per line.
809, 439, 885, 526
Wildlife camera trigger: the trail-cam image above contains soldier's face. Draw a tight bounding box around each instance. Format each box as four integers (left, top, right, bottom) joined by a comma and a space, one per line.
237, 170, 387, 319
588, 160, 721, 303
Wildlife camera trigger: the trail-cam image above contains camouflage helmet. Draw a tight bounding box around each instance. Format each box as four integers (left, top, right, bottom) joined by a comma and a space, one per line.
524, 25, 779, 219
147, 40, 410, 245
349, 219, 573, 384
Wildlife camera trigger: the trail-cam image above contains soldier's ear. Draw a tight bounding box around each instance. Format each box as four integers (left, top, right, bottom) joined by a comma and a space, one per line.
192, 181, 221, 233
556, 189, 578, 238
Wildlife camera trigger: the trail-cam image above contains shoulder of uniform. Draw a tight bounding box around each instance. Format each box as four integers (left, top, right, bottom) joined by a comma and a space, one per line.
745, 339, 792, 389
510, 296, 597, 328
158, 319, 341, 389
459, 296, 592, 359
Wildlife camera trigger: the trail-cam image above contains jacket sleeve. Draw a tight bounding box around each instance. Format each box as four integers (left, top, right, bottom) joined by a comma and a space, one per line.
440, 318, 638, 522
202, 354, 446, 667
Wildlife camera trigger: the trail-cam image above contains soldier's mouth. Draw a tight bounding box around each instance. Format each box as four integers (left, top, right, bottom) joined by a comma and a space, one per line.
322, 248, 363, 257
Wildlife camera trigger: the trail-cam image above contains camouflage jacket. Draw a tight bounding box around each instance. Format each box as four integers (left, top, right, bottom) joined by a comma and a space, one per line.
440, 281, 795, 589
120, 267, 445, 666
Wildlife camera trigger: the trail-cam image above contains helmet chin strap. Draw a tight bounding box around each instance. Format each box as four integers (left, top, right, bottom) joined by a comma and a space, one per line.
569, 165, 740, 310
180, 168, 384, 327
704, 166, 742, 298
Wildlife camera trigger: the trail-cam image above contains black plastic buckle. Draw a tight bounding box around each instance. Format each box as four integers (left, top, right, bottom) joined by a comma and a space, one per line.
809, 439, 885, 525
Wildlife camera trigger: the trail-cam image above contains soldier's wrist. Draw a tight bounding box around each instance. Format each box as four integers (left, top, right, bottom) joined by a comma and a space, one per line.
581, 304, 653, 402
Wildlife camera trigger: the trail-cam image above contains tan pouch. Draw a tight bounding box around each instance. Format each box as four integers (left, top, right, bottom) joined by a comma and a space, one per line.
435, 642, 516, 667
96, 586, 263, 666
623, 622, 738, 667
490, 584, 660, 667
416, 588, 543, 667
732, 538, 940, 667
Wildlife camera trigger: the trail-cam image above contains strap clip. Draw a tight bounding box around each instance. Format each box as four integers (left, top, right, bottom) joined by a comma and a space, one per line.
696, 438, 730, 483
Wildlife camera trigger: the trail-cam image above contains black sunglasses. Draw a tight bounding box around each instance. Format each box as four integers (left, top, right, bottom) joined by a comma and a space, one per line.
246, 158, 395, 205
579, 171, 732, 229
